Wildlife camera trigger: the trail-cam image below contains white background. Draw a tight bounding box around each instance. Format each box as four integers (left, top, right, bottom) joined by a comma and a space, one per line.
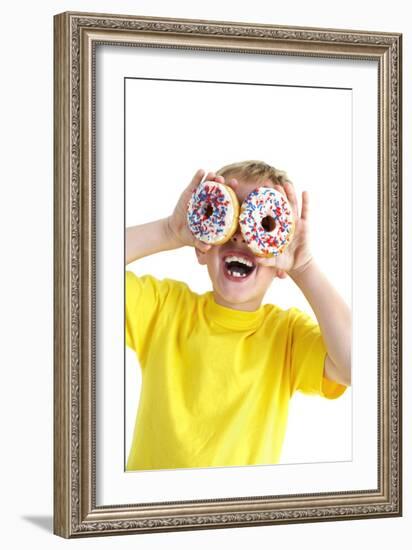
0, 0, 409, 548
123, 74, 353, 467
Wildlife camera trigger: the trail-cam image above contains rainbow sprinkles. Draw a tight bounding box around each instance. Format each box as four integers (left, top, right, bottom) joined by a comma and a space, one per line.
187, 181, 237, 244
239, 187, 295, 257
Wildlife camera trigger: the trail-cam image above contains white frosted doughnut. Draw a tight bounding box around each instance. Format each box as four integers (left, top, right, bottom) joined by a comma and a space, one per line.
239, 187, 295, 257
187, 181, 239, 245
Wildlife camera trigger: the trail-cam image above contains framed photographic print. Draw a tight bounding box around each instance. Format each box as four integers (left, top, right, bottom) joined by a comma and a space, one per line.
53, 11, 402, 538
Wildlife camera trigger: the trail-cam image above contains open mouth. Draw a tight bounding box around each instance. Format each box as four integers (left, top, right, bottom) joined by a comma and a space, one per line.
223, 254, 257, 280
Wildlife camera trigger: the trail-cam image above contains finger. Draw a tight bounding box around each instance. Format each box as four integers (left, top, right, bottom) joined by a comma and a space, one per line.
227, 177, 239, 190
204, 171, 216, 182
274, 184, 287, 198
283, 181, 299, 218
185, 169, 206, 197
189, 168, 205, 187
301, 191, 309, 221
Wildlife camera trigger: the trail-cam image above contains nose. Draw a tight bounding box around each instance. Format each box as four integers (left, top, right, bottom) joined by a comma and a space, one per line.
231, 226, 246, 244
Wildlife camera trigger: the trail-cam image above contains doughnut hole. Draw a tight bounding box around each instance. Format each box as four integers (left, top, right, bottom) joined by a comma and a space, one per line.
204, 204, 214, 219
261, 215, 277, 232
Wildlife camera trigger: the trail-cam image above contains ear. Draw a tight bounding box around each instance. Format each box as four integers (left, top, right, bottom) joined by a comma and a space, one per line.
195, 247, 208, 265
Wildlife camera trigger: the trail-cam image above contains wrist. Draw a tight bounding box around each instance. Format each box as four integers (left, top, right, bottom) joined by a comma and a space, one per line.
288, 256, 315, 282
164, 216, 184, 249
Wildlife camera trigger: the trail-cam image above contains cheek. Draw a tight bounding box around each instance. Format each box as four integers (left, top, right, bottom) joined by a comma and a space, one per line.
205, 250, 221, 273
257, 265, 277, 284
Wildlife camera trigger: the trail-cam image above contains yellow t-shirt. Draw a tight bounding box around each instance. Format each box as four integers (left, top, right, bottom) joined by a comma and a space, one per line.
125, 271, 346, 471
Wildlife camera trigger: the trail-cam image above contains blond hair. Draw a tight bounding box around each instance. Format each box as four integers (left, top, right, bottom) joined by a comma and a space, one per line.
216, 160, 291, 187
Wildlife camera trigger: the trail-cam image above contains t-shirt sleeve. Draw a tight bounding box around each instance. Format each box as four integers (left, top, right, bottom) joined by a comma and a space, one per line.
125, 271, 172, 361
289, 307, 347, 400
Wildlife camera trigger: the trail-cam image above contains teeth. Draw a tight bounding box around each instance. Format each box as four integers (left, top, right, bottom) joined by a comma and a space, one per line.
224, 255, 254, 267
231, 271, 246, 278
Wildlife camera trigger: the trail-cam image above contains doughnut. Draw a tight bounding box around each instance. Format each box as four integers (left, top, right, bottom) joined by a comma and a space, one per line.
239, 187, 295, 257
187, 181, 239, 245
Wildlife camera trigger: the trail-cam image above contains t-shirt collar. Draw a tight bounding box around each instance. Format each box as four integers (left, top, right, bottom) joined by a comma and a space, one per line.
204, 291, 264, 330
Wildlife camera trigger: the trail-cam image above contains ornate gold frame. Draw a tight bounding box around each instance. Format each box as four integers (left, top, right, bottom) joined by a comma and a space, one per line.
53, 11, 402, 538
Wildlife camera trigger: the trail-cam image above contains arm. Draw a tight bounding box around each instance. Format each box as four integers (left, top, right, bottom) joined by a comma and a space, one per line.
289, 261, 351, 387
126, 218, 178, 264
126, 169, 222, 265
255, 182, 351, 387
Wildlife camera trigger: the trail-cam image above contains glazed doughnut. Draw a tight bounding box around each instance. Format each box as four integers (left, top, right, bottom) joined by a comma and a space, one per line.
239, 187, 295, 257
187, 181, 239, 245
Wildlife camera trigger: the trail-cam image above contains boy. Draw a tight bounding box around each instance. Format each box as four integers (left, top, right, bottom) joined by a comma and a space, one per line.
125, 161, 351, 471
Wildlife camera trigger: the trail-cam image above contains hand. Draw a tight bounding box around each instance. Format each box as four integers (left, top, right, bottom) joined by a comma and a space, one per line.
166, 169, 225, 253
254, 181, 313, 277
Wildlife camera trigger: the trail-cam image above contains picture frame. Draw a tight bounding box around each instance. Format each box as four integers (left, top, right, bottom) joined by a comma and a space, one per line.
53, 11, 402, 538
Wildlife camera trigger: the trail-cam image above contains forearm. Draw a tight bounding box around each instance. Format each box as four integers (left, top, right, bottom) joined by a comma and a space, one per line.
126, 217, 180, 264
290, 260, 351, 386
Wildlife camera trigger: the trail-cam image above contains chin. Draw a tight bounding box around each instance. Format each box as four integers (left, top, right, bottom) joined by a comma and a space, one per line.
214, 273, 263, 309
